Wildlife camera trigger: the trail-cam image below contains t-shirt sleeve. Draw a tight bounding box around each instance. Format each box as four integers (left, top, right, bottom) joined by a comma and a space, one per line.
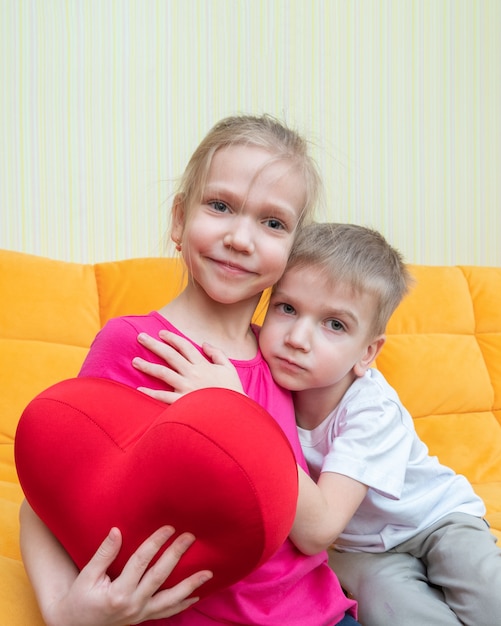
79, 317, 172, 390
320, 388, 413, 500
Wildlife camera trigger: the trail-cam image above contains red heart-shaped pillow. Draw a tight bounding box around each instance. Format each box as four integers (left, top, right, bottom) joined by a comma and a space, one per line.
15, 377, 298, 597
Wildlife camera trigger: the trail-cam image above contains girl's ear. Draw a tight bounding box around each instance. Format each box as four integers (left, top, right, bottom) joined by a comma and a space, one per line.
353, 336, 386, 378
171, 194, 186, 245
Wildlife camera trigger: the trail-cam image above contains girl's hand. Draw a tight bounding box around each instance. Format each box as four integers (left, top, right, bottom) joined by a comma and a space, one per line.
133, 330, 244, 404
43, 526, 212, 626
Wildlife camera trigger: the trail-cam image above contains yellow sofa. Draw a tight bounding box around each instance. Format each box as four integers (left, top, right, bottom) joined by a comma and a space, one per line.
1, 248, 500, 624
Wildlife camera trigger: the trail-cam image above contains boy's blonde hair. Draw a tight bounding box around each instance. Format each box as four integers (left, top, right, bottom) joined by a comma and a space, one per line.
282, 222, 414, 337
172, 114, 322, 230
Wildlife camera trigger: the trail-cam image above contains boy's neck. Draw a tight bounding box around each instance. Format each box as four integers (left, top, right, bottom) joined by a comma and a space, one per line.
293, 378, 355, 430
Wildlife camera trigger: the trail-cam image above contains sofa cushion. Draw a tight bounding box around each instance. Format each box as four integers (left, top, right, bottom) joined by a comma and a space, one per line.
0, 556, 44, 625
377, 265, 501, 540
0, 250, 100, 485
94, 257, 186, 324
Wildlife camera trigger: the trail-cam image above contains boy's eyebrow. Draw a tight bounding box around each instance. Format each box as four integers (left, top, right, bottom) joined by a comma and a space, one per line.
271, 288, 360, 327
327, 308, 359, 326
269, 286, 293, 300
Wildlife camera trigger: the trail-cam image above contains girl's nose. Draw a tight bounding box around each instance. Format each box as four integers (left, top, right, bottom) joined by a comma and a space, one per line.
223, 217, 255, 254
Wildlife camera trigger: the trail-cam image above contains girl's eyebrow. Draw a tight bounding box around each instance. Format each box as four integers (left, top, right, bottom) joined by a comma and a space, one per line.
203, 184, 299, 220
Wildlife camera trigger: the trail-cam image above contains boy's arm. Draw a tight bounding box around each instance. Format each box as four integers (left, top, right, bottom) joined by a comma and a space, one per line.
133, 332, 366, 556
133, 330, 244, 401
291, 467, 368, 555
19, 500, 211, 626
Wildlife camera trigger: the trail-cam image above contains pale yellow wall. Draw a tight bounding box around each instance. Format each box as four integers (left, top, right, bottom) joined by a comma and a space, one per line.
1, 0, 499, 265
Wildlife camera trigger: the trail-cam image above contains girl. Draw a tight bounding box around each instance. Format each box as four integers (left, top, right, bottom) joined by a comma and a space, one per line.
20, 114, 358, 625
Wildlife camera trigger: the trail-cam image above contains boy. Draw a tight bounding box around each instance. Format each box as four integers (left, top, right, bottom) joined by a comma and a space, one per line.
134, 222, 501, 625
258, 222, 501, 626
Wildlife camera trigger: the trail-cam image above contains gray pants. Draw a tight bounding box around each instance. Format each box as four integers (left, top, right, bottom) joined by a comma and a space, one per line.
328, 513, 501, 626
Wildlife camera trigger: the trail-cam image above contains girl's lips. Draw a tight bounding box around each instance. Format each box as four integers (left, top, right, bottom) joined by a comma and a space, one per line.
211, 258, 255, 275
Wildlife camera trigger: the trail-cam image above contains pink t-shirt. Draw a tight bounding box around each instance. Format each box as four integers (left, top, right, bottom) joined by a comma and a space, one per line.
80, 312, 356, 625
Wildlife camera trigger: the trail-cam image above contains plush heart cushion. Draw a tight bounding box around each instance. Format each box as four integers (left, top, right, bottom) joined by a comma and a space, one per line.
14, 377, 298, 597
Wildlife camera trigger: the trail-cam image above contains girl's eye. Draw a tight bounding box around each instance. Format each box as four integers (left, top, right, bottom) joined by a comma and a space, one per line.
327, 319, 345, 332
209, 201, 230, 213
264, 218, 285, 231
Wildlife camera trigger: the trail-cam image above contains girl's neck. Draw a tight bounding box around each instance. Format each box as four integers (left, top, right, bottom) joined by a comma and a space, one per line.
158, 284, 261, 360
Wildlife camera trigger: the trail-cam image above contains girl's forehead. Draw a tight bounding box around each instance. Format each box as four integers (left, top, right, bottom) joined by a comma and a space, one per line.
208, 144, 291, 176
203, 145, 307, 214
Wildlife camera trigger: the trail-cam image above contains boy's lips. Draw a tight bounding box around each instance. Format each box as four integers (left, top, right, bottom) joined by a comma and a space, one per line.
273, 355, 306, 373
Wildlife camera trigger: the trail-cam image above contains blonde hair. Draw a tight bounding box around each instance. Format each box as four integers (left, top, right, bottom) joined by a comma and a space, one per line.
282, 222, 414, 337
172, 114, 322, 232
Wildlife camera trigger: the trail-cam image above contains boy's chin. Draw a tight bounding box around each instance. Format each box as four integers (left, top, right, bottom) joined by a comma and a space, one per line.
269, 369, 307, 392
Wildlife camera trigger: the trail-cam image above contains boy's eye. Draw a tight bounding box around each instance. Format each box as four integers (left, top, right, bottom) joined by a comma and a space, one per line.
278, 303, 296, 315
326, 319, 345, 332
209, 201, 230, 213
264, 218, 285, 231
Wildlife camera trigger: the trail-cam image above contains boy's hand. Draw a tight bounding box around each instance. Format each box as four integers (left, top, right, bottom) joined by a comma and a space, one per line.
133, 330, 244, 404
42, 526, 212, 626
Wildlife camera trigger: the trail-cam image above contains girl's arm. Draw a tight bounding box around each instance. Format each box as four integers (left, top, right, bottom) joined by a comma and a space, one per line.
291, 467, 368, 555
20, 500, 212, 626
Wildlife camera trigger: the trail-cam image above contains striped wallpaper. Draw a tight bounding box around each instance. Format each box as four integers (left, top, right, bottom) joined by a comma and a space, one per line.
1, 0, 499, 265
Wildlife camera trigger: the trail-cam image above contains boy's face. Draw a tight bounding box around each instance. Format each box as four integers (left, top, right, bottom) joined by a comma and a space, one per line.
260, 265, 384, 399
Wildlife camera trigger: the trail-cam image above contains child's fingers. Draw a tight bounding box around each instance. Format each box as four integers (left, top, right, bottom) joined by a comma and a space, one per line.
76, 527, 211, 623
145, 569, 213, 618
136, 385, 180, 404
157, 330, 205, 364
116, 526, 177, 589
137, 532, 213, 619
137, 331, 206, 375
78, 527, 123, 582
200, 342, 230, 366
138, 531, 212, 596
137, 333, 186, 369
132, 355, 180, 384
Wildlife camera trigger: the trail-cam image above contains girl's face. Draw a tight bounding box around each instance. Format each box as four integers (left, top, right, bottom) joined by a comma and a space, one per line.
172, 144, 307, 305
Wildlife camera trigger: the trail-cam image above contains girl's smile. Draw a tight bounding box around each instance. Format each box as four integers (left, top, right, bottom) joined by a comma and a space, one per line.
209, 257, 257, 276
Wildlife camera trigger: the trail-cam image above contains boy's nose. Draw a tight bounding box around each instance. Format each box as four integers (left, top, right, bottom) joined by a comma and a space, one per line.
285, 322, 311, 352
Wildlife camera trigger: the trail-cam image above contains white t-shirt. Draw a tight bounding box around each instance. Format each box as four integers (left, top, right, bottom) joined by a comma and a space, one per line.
298, 368, 486, 552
